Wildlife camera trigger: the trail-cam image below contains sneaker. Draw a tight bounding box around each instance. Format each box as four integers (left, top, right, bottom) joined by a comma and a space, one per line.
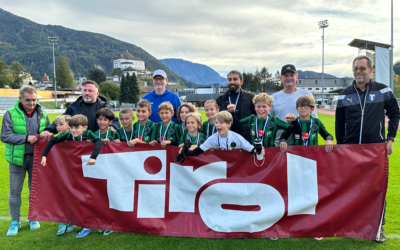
76, 228, 93, 238
66, 224, 76, 233
375, 229, 386, 243
270, 238, 278, 240
103, 230, 113, 236
314, 237, 323, 241
29, 221, 40, 230
6, 221, 21, 236
98, 230, 104, 234
56, 223, 67, 236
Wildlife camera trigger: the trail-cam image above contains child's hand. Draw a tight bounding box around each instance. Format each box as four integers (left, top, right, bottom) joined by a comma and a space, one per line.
127, 139, 138, 147
161, 141, 171, 148
149, 140, 157, 146
189, 145, 198, 151
178, 143, 184, 148
261, 147, 265, 156
285, 113, 297, 122
280, 142, 288, 152
86, 158, 96, 165
114, 139, 121, 144
325, 140, 333, 153
179, 148, 182, 154
41, 156, 47, 166
101, 138, 110, 144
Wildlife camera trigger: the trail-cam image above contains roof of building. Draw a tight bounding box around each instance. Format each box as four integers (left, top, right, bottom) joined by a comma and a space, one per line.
120, 62, 133, 64
114, 50, 144, 61
348, 38, 391, 50
41, 74, 50, 81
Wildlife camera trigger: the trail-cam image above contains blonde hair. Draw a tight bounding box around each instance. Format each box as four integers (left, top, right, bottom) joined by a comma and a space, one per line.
204, 100, 219, 110
296, 95, 316, 108
158, 102, 174, 113
184, 112, 202, 131
177, 103, 197, 121
253, 93, 274, 106
120, 108, 134, 116
19, 85, 37, 98
54, 115, 71, 125
215, 111, 233, 124
137, 99, 152, 112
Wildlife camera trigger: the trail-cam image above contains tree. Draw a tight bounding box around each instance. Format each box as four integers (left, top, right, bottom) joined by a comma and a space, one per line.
0, 61, 27, 89
99, 81, 120, 101
394, 61, 400, 76
108, 68, 121, 77
87, 68, 106, 84
119, 73, 128, 104
0, 69, 15, 88
56, 55, 75, 88
127, 73, 140, 104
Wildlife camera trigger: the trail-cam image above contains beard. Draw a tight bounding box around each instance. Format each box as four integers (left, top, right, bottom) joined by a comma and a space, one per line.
229, 84, 239, 93
83, 96, 95, 104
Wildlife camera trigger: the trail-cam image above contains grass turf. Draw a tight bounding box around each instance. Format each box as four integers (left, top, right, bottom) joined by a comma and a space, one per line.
0, 110, 399, 249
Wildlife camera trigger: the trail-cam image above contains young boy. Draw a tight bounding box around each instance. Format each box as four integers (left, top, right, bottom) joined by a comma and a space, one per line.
54, 115, 71, 135
127, 100, 157, 147
117, 108, 135, 142
280, 95, 333, 153
40, 114, 105, 238
202, 100, 219, 138
231, 93, 300, 148
178, 111, 265, 159
149, 102, 182, 148
95, 107, 120, 143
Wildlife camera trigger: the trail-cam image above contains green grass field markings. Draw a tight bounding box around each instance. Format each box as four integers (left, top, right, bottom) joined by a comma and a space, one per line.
0, 216, 28, 222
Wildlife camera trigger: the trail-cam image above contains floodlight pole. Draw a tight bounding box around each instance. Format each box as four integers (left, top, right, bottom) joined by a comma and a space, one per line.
48, 37, 58, 107
390, 0, 393, 90
319, 20, 329, 106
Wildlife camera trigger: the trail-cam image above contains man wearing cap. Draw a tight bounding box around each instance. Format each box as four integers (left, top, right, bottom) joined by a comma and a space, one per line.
270, 64, 317, 146
143, 70, 182, 123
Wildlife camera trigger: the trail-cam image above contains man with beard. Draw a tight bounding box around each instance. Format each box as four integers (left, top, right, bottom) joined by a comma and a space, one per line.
336, 56, 399, 243
40, 80, 120, 138
216, 70, 256, 141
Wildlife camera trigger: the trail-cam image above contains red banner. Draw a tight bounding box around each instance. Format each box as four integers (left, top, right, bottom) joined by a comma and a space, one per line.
30, 139, 387, 240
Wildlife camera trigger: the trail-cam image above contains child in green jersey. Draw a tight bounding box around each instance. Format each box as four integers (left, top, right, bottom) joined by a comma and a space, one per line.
95, 108, 120, 144
179, 112, 207, 149
231, 93, 300, 147
280, 95, 333, 153
149, 102, 182, 148
177, 103, 197, 136
127, 100, 157, 147
116, 108, 135, 143
202, 100, 219, 138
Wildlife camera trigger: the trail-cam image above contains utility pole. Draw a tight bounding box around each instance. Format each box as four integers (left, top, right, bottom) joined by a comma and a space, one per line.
390, 0, 394, 90
48, 37, 58, 107
318, 20, 329, 106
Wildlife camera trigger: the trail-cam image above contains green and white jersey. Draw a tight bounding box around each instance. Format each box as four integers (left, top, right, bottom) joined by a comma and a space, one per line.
179, 130, 207, 146
117, 126, 134, 142
56, 130, 99, 141
202, 121, 216, 138
95, 128, 120, 140
131, 120, 156, 143
281, 117, 333, 146
155, 121, 182, 143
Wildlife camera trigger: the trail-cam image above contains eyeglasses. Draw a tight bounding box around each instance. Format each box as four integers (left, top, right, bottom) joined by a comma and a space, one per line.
298, 105, 311, 109
153, 78, 165, 82
352, 67, 368, 72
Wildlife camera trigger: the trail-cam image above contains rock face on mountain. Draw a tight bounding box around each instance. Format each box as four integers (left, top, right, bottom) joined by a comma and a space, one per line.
160, 58, 227, 85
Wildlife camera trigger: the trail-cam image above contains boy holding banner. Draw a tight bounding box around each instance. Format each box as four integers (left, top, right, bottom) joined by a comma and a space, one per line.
179, 112, 207, 148
95, 108, 120, 143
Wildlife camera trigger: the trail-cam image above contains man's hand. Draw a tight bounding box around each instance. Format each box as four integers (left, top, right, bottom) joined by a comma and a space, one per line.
86, 158, 96, 165
40, 131, 53, 139
386, 140, 393, 157
27, 135, 38, 145
109, 127, 116, 132
285, 113, 297, 122
41, 156, 47, 166
280, 142, 287, 152
227, 104, 236, 113
149, 140, 157, 146
325, 140, 333, 153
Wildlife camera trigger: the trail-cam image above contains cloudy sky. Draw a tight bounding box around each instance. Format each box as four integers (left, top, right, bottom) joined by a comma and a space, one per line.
2, 0, 399, 78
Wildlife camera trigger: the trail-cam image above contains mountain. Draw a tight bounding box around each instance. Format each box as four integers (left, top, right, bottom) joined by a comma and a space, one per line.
297, 70, 337, 78
160, 58, 227, 85
0, 9, 196, 87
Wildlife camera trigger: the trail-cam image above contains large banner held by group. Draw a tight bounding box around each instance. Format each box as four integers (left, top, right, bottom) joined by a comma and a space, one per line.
30, 139, 387, 240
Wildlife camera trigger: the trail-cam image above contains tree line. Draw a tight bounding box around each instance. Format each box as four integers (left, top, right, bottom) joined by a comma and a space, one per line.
242, 67, 283, 93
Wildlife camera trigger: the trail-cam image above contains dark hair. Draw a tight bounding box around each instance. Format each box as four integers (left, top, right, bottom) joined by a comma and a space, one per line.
176, 103, 197, 121
296, 95, 316, 108
227, 70, 243, 81
82, 80, 99, 89
120, 108, 133, 116
69, 114, 88, 127
137, 99, 152, 112
95, 107, 114, 120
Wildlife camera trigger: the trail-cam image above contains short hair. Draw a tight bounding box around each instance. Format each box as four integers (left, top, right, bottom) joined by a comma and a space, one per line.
137, 99, 152, 112
184, 112, 202, 130
227, 70, 243, 81
176, 103, 197, 121
119, 108, 133, 116
204, 100, 219, 110
54, 115, 71, 125
19, 85, 37, 98
81, 80, 99, 89
253, 93, 274, 106
69, 114, 88, 127
215, 111, 233, 124
158, 102, 174, 113
353, 55, 374, 68
95, 107, 115, 120
296, 95, 316, 108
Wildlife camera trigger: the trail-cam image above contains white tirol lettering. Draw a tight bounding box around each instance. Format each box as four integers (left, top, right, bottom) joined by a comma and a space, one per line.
287, 153, 318, 216
198, 183, 285, 233
137, 184, 166, 218
169, 162, 227, 212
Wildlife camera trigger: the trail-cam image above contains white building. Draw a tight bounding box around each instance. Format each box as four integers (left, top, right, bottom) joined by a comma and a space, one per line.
113, 50, 145, 70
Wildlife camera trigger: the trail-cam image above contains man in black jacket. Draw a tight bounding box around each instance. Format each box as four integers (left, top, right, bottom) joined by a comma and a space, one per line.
216, 70, 256, 141
335, 55, 399, 243
40, 80, 120, 138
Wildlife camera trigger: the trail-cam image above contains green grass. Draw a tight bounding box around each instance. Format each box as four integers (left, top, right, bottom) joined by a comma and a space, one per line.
0, 110, 399, 249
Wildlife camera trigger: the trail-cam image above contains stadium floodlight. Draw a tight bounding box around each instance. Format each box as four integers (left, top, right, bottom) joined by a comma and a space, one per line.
318, 20, 329, 106
48, 37, 58, 107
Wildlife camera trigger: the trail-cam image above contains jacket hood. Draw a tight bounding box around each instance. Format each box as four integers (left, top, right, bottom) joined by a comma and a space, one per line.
150, 89, 172, 97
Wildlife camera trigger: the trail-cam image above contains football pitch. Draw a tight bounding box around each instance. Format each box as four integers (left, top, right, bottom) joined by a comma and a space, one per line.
0, 110, 399, 249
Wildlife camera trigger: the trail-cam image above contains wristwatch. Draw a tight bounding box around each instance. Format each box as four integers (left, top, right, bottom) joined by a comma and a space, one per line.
386, 137, 395, 143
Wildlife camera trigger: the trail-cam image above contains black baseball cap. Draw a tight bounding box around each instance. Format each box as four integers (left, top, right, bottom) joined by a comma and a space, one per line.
281, 64, 297, 75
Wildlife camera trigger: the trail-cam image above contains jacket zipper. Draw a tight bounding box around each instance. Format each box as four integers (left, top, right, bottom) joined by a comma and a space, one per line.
353, 84, 369, 144
379, 122, 383, 140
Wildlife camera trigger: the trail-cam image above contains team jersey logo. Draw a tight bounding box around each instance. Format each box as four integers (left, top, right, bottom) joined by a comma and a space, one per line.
302, 133, 309, 139
369, 94, 375, 101
295, 134, 300, 139
258, 130, 264, 137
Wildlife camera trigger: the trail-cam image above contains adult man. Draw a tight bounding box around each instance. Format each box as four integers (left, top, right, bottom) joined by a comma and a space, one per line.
335, 56, 399, 243
143, 70, 182, 123
1, 86, 50, 236
270, 64, 317, 146
40, 80, 120, 138
216, 70, 256, 140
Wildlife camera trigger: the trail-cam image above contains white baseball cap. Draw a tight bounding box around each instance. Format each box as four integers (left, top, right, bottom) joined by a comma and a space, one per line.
153, 69, 167, 79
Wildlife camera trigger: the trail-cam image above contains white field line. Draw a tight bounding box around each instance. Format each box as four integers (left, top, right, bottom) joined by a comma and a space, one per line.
0, 216, 28, 221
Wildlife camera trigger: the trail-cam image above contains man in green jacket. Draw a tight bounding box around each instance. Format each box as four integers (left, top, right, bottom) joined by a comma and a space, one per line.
1, 85, 49, 236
